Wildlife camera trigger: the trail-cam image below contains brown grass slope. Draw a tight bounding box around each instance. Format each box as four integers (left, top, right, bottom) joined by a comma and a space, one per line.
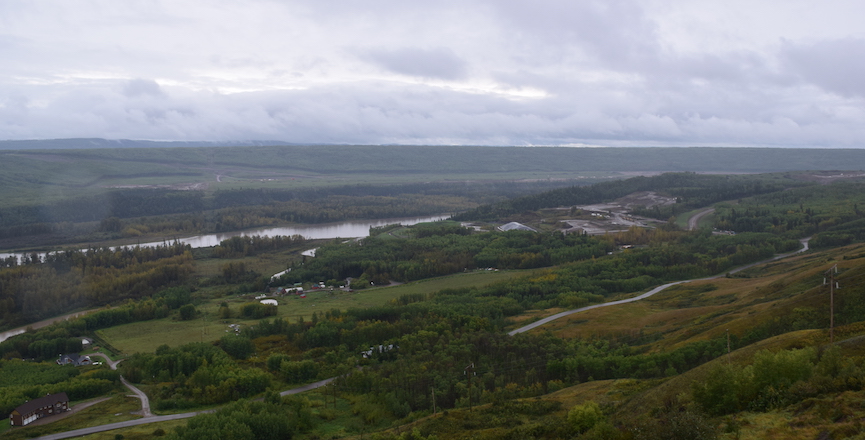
374, 243, 865, 439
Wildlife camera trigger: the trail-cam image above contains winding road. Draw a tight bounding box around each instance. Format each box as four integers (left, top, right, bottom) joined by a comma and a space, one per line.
509, 236, 811, 335
31, 371, 337, 440
89, 353, 152, 417
688, 207, 715, 230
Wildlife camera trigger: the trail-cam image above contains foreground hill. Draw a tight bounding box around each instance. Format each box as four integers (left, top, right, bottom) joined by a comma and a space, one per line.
364, 242, 865, 440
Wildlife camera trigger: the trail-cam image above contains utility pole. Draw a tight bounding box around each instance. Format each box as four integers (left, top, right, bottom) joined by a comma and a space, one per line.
824, 265, 839, 344
465, 363, 475, 412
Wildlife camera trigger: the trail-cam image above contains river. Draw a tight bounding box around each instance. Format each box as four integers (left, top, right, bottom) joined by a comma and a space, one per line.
0, 214, 451, 263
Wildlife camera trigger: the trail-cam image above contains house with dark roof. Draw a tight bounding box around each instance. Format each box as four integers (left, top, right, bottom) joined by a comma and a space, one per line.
56, 353, 91, 366
9, 392, 69, 426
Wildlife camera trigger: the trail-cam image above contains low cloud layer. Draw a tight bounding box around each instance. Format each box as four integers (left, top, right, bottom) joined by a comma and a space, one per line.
1, 0, 864, 147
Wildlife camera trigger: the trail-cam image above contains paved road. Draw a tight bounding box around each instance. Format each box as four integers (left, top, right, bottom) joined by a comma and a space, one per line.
688, 208, 715, 230
89, 352, 122, 370
33, 412, 207, 440
31, 373, 338, 440
280, 377, 336, 396
0, 309, 99, 343
509, 236, 811, 335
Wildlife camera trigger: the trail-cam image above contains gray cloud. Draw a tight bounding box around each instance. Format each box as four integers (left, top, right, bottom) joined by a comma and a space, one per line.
782, 38, 865, 98
363, 47, 468, 80
0, 1, 864, 148
122, 79, 165, 98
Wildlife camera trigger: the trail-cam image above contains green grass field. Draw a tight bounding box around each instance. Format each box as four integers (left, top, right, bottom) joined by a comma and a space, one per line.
98, 270, 523, 354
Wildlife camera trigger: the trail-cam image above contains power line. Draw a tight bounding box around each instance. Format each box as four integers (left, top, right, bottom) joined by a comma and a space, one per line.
824, 264, 840, 344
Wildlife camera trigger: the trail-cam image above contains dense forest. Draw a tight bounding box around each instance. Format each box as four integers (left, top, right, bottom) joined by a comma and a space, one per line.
0, 180, 580, 248
0, 243, 192, 328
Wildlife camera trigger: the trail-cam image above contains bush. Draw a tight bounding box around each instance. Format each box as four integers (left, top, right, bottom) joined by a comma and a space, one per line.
266, 354, 290, 372
240, 302, 277, 319
280, 360, 319, 383
219, 335, 255, 360
631, 409, 717, 440
179, 304, 196, 320
568, 401, 604, 433
692, 363, 745, 416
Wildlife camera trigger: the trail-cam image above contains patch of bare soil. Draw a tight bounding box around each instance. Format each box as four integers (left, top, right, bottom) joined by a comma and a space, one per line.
793, 171, 865, 184
614, 191, 677, 209
104, 182, 208, 190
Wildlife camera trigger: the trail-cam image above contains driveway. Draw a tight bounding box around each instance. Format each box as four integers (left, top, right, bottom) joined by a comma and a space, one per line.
90, 352, 152, 417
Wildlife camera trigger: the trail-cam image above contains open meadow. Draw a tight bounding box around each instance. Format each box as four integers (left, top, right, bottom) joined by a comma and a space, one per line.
98, 270, 522, 353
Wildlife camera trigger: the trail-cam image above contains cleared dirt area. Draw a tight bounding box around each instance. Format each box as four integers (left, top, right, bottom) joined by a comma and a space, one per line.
558, 191, 674, 235
792, 171, 865, 184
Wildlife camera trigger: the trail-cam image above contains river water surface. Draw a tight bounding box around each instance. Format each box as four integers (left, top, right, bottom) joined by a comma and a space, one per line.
0, 214, 450, 263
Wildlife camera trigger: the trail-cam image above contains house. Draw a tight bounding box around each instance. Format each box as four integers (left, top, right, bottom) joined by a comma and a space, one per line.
9, 392, 69, 426
56, 353, 92, 366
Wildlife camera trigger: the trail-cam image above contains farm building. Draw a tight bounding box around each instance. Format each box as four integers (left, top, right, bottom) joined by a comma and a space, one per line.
9, 392, 69, 426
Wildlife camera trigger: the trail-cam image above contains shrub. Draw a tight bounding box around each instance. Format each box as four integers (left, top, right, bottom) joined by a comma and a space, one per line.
219, 335, 255, 360
178, 304, 196, 320
568, 401, 604, 433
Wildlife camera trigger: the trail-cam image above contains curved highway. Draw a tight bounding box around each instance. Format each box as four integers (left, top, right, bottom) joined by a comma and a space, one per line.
509, 236, 810, 335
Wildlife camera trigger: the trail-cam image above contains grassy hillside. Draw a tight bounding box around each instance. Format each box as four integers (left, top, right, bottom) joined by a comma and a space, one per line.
363, 243, 865, 440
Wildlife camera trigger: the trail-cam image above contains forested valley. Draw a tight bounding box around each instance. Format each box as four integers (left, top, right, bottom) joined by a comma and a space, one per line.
5, 170, 865, 439
0, 180, 584, 249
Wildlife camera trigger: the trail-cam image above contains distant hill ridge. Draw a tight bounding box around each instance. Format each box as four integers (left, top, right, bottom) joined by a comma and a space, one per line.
0, 138, 300, 150
2, 139, 865, 174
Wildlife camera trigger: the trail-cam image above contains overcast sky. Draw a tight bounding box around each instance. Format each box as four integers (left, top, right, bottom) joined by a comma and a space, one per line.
2, 1, 865, 147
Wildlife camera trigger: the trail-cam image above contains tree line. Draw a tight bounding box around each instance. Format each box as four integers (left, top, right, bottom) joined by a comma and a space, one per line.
0, 243, 193, 329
